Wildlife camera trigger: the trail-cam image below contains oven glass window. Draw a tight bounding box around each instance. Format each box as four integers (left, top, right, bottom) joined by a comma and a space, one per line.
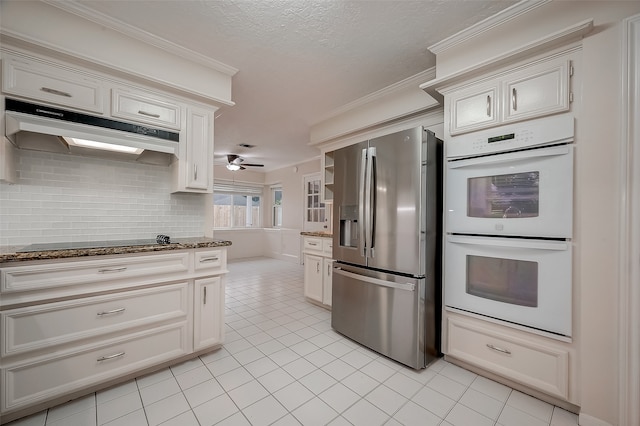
467, 171, 539, 219
466, 255, 538, 307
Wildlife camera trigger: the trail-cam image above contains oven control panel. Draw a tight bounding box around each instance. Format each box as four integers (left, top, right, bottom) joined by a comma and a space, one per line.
447, 113, 574, 160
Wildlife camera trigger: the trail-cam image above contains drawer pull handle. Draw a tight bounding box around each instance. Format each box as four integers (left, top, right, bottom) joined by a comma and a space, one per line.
138, 110, 161, 118
97, 351, 125, 362
40, 87, 72, 97
486, 344, 511, 355
204, 287, 207, 305
486, 95, 491, 116
512, 88, 518, 111
98, 267, 127, 274
97, 308, 126, 316
194, 164, 198, 180
200, 256, 219, 263
308, 242, 318, 246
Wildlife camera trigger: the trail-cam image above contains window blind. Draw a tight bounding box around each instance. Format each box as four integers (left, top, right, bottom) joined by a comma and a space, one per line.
213, 180, 263, 195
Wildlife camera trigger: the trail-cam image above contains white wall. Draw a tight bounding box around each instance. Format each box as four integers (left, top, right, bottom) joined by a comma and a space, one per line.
0, 149, 206, 246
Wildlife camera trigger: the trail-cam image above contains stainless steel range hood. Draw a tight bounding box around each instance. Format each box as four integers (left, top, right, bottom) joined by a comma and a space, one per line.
4, 99, 180, 163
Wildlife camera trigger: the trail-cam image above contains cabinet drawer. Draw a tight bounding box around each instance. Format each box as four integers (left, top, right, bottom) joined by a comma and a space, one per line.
303, 237, 324, 255
1, 252, 190, 293
1, 322, 189, 413
1, 283, 189, 357
446, 316, 569, 399
322, 239, 333, 257
194, 249, 225, 273
112, 88, 181, 130
2, 56, 104, 113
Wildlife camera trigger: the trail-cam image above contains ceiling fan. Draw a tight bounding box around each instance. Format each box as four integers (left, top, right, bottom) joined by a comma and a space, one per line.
226, 154, 264, 171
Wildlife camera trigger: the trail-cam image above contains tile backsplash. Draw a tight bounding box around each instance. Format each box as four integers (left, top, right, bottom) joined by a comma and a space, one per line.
0, 150, 206, 246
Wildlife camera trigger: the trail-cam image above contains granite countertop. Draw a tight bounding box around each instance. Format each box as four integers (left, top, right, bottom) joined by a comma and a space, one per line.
0, 237, 232, 263
300, 231, 333, 238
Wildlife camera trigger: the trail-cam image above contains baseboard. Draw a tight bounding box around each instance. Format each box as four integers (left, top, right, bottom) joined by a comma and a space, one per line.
578, 413, 613, 426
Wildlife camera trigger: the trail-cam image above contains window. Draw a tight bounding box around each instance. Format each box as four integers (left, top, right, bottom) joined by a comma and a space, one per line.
303, 174, 327, 232
272, 187, 283, 227
213, 181, 262, 228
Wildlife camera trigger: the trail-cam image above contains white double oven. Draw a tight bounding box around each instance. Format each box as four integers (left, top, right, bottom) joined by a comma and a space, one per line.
444, 113, 574, 338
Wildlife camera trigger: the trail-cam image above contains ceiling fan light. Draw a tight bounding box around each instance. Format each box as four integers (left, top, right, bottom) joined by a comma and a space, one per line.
226, 163, 241, 171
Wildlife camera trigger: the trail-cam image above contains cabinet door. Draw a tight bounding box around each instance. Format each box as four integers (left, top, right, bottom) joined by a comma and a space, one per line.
111, 88, 181, 130
174, 106, 213, 193
449, 84, 499, 135
322, 258, 333, 306
193, 277, 224, 351
2, 56, 104, 113
303, 254, 323, 303
502, 59, 571, 123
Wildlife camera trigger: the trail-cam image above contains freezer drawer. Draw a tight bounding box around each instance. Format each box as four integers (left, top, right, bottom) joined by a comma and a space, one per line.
331, 264, 438, 369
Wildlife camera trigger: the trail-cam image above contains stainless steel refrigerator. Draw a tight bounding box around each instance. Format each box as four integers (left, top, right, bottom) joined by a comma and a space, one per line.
331, 126, 442, 369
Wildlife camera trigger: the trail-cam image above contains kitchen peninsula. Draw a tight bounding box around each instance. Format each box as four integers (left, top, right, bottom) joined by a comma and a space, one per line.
0, 238, 231, 423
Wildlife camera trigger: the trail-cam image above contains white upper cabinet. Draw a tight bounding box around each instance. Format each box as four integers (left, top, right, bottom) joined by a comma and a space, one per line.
172, 106, 214, 193
446, 53, 573, 136
111, 88, 182, 130
1, 51, 217, 193
2, 55, 105, 114
502, 59, 570, 123
449, 84, 499, 135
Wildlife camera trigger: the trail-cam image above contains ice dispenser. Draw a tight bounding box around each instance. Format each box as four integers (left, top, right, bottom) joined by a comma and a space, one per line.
339, 205, 359, 247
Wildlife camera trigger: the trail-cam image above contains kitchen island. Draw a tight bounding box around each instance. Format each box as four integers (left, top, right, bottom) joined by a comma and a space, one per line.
0, 238, 231, 424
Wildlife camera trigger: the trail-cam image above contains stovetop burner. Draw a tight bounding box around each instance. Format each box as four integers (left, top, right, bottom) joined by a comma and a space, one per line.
17, 239, 162, 253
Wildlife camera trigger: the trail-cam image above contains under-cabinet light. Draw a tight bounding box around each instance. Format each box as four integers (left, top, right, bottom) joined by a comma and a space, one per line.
65, 138, 144, 154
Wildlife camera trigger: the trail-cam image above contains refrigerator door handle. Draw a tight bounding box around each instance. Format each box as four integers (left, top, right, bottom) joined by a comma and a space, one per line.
333, 267, 416, 292
359, 148, 368, 257
367, 147, 376, 256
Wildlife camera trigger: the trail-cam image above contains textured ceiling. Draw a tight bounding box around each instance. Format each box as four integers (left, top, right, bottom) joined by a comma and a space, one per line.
72, 0, 517, 171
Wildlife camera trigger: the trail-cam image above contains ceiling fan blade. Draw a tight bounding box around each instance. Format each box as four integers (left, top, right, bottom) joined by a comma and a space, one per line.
227, 154, 242, 164
241, 163, 264, 167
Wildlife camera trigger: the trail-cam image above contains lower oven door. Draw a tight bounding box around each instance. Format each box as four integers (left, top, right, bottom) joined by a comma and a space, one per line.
444, 234, 572, 337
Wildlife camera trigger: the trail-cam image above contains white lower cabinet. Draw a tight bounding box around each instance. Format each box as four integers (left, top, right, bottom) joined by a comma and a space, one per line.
193, 277, 224, 350
304, 254, 324, 303
0, 248, 227, 423
302, 236, 333, 308
446, 313, 572, 401
322, 258, 333, 306
2, 322, 189, 413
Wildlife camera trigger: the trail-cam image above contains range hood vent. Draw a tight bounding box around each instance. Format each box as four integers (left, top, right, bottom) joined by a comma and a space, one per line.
4, 99, 180, 158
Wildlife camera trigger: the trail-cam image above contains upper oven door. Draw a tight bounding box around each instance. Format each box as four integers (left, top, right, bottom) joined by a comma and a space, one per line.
446, 144, 573, 239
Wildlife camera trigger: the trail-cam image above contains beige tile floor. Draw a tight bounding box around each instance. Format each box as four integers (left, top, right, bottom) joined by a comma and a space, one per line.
6, 257, 579, 426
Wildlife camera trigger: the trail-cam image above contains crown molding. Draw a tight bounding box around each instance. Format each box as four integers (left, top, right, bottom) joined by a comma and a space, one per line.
312, 67, 436, 126
428, 0, 551, 55
43, 0, 238, 77
421, 18, 593, 103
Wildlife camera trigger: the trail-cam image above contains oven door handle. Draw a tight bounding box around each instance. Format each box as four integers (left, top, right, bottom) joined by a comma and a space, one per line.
447, 235, 569, 251
447, 145, 571, 169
